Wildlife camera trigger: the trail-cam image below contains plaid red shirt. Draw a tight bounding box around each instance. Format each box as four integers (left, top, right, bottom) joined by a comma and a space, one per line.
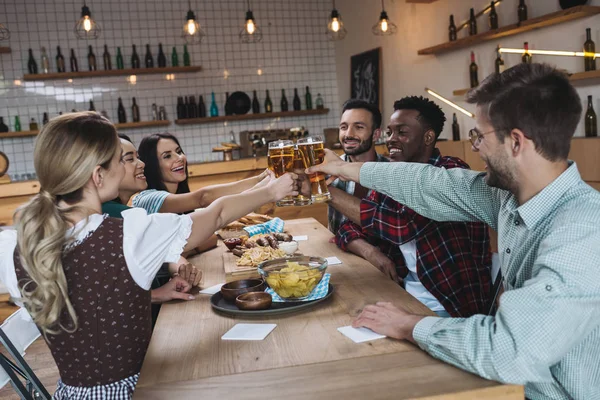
336, 148, 492, 317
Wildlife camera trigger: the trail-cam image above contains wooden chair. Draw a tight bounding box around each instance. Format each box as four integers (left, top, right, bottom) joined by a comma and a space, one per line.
0, 308, 50, 400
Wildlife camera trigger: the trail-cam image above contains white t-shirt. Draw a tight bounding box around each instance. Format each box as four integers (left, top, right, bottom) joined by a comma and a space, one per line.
0, 208, 192, 301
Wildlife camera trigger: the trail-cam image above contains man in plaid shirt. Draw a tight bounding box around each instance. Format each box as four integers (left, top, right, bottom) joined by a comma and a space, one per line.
336, 96, 492, 317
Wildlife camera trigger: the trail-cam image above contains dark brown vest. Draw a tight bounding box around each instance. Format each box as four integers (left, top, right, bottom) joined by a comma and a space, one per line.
14, 217, 152, 386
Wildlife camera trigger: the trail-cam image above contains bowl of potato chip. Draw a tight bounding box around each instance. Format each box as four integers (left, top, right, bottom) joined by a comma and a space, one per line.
258, 256, 328, 301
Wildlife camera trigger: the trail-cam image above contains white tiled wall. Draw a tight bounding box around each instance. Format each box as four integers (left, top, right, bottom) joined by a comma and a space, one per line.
0, 0, 340, 178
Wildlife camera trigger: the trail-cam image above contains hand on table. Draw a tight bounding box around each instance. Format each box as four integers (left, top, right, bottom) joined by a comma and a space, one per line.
174, 261, 203, 287
353, 302, 425, 343
151, 276, 195, 303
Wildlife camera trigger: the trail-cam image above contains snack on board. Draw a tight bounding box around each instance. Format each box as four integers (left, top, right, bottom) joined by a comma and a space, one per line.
221, 213, 273, 231
264, 261, 324, 299
236, 246, 287, 267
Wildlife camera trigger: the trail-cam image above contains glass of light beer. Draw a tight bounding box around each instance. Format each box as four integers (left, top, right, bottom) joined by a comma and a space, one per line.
292, 144, 312, 206
268, 140, 295, 207
297, 135, 330, 203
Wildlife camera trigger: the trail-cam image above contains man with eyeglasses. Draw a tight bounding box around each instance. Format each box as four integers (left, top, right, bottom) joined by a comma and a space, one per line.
333, 96, 492, 318
307, 64, 600, 399
327, 99, 388, 236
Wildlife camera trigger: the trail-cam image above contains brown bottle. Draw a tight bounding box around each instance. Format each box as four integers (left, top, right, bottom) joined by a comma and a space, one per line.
56, 46, 66, 72
131, 97, 140, 122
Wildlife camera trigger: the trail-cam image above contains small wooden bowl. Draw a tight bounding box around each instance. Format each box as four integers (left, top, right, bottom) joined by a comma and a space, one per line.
235, 292, 272, 310
220, 279, 266, 303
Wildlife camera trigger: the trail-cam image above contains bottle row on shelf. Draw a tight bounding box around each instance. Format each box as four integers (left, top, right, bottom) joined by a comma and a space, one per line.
176, 87, 325, 120
449, 0, 528, 41
26, 43, 193, 75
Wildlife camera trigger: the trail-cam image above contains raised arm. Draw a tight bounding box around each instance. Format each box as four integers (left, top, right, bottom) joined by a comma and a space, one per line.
183, 173, 296, 251
328, 187, 361, 225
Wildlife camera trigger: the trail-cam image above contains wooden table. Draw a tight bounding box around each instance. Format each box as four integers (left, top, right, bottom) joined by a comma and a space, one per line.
135, 218, 523, 399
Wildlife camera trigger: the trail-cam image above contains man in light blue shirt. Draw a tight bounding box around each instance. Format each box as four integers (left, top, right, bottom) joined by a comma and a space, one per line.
307, 63, 600, 400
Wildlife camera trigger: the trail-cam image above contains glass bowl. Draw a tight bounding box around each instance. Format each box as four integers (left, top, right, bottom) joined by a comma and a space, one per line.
257, 256, 327, 301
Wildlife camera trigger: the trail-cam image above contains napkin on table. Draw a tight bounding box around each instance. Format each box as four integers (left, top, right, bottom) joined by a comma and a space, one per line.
243, 217, 285, 237
266, 273, 331, 302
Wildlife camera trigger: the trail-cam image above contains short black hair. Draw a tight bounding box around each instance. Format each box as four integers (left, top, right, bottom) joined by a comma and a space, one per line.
394, 96, 446, 138
342, 99, 382, 130
467, 63, 581, 161
118, 133, 133, 144
138, 132, 190, 195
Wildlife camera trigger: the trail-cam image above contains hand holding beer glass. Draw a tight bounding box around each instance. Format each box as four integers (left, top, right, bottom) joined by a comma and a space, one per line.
297, 135, 331, 203
268, 140, 295, 207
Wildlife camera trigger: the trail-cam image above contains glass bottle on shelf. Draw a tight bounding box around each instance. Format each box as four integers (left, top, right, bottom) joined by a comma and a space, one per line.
56, 46, 66, 72
584, 28, 596, 72
495, 45, 505, 74
468, 8, 477, 36
210, 92, 219, 117
88, 45, 97, 71
316, 93, 324, 109
293, 88, 301, 111
517, 0, 527, 23
89, 100, 96, 111
151, 103, 158, 120
158, 106, 167, 120
0, 117, 8, 133
189, 96, 197, 118
131, 97, 140, 122
117, 97, 127, 123
585, 95, 598, 137
452, 113, 460, 141
225, 92, 231, 116
176, 96, 186, 120
305, 86, 313, 110
27, 49, 38, 74
470, 51, 479, 88
145, 44, 154, 68
449, 15, 457, 42
183, 45, 191, 66
131, 45, 140, 69
14, 116, 21, 132
171, 47, 179, 67
29, 118, 38, 131
264, 90, 273, 113
103, 45, 112, 70
116, 47, 124, 70
252, 90, 260, 114
40, 47, 50, 74
157, 43, 167, 68
198, 95, 206, 118
70, 49, 79, 72
489, 1, 498, 30
280, 89, 289, 112
42, 112, 49, 125
522, 42, 532, 64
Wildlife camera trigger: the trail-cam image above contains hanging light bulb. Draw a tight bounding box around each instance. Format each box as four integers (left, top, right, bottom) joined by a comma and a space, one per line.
326, 0, 347, 41
182, 0, 205, 44
74, 2, 101, 39
372, 0, 397, 36
0, 23, 10, 41
239, 0, 263, 43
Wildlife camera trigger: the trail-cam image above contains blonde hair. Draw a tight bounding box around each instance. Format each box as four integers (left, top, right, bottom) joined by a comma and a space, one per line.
16, 112, 120, 335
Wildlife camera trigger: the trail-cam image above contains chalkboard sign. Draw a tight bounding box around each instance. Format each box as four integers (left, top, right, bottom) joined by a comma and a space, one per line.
350, 47, 382, 109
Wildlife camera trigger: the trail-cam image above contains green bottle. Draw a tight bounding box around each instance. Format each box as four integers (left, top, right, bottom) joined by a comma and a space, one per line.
305, 86, 313, 110
14, 116, 21, 132
171, 47, 179, 67
210, 92, 218, 117
183, 45, 190, 67
116, 47, 124, 70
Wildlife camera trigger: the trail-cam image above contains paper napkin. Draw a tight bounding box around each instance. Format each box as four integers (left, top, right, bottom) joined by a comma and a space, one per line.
221, 324, 277, 341
243, 218, 285, 237
337, 326, 386, 343
326, 256, 342, 265
293, 235, 308, 241
198, 283, 224, 295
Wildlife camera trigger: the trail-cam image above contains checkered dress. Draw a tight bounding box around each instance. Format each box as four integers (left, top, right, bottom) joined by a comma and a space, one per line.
53, 374, 139, 400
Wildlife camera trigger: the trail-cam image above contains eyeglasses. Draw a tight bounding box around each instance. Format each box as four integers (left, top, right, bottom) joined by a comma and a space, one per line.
469, 128, 498, 148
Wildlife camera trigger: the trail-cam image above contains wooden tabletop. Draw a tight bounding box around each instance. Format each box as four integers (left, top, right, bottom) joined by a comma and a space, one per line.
135, 218, 523, 399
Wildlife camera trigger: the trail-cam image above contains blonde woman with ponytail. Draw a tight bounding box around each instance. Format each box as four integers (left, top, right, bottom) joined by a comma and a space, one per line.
0, 112, 297, 399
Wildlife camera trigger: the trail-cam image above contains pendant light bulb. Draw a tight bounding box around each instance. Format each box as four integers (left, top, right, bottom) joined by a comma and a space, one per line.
239, 1, 263, 43
372, 0, 397, 36
326, 0, 347, 40
74, 2, 101, 39
182, 2, 205, 44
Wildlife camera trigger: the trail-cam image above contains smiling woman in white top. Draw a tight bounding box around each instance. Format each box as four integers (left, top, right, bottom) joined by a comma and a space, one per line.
0, 112, 297, 399
133, 132, 271, 215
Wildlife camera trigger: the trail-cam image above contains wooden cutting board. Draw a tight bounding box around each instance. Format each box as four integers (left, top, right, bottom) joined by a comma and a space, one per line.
222, 252, 260, 282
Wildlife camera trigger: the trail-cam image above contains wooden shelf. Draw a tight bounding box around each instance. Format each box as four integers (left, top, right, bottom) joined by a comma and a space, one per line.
454, 69, 600, 97
0, 47, 11, 54
418, 5, 600, 56
406, 0, 438, 3
175, 108, 330, 126
0, 130, 39, 139
22, 66, 202, 81
114, 120, 170, 130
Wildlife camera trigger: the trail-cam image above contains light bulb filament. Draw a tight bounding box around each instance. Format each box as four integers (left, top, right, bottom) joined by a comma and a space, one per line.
187, 20, 196, 35
381, 19, 388, 32
331, 18, 340, 32
247, 19, 256, 34
83, 16, 92, 32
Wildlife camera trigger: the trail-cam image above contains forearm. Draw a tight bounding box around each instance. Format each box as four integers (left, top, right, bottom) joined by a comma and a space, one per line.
196, 175, 262, 207
328, 187, 361, 225
346, 238, 378, 260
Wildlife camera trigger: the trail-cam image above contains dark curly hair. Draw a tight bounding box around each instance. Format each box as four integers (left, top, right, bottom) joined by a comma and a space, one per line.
393, 96, 446, 139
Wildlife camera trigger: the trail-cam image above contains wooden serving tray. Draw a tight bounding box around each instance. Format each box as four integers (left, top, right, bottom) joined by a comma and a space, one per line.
223, 252, 261, 282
